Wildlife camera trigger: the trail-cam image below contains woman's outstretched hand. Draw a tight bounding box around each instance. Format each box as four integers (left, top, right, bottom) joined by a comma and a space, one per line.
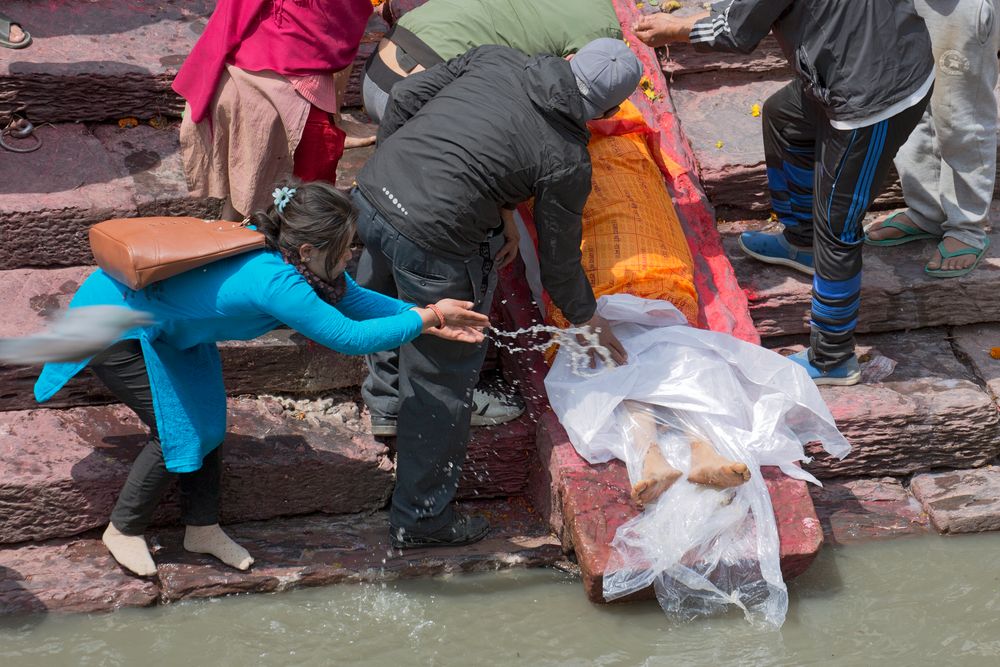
418, 299, 490, 343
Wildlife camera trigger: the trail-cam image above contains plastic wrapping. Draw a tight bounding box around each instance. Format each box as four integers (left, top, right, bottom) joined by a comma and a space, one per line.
545, 294, 850, 628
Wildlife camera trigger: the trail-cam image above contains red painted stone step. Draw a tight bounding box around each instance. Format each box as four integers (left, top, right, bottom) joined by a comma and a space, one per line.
730, 210, 1000, 338
0, 266, 367, 409
0, 498, 561, 615
0, 0, 383, 124
0, 399, 537, 544
528, 411, 823, 603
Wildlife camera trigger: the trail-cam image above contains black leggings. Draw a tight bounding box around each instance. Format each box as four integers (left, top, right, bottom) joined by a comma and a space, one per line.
90, 340, 221, 535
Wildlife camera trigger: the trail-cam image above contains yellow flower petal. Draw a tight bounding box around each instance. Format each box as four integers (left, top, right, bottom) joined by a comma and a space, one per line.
715, 140, 724, 149
751, 103, 761, 117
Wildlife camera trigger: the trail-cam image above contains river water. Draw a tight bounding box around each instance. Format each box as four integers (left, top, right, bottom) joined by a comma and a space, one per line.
2, 533, 999, 666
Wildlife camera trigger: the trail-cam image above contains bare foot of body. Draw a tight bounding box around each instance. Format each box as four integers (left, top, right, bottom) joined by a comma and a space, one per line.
688, 439, 750, 489
631, 444, 682, 509
926, 236, 982, 273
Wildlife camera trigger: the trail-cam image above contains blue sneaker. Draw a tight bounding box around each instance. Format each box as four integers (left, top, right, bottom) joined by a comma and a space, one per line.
738, 231, 815, 275
788, 350, 861, 386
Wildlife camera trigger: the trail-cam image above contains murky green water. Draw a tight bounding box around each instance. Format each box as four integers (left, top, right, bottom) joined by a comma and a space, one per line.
2, 534, 999, 666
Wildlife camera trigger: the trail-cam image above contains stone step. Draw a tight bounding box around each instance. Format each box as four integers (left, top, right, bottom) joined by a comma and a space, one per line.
910, 467, 1000, 534
766, 329, 1000, 480
658, 2, 789, 81
730, 213, 1000, 338
0, 498, 561, 615
809, 477, 929, 546
0, 400, 537, 544
0, 266, 366, 410
670, 74, 913, 219
0, 0, 384, 124
0, 115, 375, 270
529, 411, 824, 604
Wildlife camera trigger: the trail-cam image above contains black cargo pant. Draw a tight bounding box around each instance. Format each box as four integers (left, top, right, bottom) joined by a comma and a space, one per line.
351, 189, 501, 534
763, 79, 930, 369
90, 340, 221, 535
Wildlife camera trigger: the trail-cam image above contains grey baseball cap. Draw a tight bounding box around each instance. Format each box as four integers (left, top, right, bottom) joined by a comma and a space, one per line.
570, 38, 643, 120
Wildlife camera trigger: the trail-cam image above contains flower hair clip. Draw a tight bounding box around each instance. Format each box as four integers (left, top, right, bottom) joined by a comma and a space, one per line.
272, 186, 297, 213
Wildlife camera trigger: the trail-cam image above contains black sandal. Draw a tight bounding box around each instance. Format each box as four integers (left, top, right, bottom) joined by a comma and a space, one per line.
0, 13, 32, 50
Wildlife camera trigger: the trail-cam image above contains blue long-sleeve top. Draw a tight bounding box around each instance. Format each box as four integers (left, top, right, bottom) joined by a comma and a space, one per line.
34, 251, 424, 471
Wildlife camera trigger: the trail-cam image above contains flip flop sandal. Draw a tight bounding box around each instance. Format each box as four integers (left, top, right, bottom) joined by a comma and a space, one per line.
863, 211, 936, 247
924, 237, 990, 279
0, 14, 32, 50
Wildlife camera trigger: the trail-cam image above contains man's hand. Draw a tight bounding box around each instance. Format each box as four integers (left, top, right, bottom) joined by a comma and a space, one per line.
494, 207, 520, 270
631, 12, 703, 48
578, 313, 627, 367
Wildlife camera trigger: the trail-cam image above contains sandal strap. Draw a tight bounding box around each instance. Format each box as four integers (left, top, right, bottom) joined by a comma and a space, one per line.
874, 213, 925, 237
936, 240, 987, 259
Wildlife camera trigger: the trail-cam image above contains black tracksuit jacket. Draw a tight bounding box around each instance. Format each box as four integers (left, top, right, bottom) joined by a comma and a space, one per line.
691, 0, 934, 124
356, 45, 597, 325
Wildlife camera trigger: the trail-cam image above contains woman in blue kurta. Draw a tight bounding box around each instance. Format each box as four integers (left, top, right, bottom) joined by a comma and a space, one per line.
34, 182, 489, 577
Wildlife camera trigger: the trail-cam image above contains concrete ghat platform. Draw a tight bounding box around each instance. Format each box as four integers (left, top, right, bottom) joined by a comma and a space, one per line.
529, 412, 823, 603
731, 221, 1000, 339
0, 498, 560, 615
0, 0, 383, 123
0, 400, 535, 544
766, 329, 1000, 479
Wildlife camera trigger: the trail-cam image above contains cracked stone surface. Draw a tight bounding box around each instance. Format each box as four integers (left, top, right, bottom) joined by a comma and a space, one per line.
951, 323, 1000, 402
767, 330, 1000, 479
809, 477, 928, 545
911, 467, 1000, 534
0, 498, 560, 615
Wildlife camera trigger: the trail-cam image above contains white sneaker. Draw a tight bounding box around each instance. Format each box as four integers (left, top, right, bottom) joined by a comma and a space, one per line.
470, 385, 525, 426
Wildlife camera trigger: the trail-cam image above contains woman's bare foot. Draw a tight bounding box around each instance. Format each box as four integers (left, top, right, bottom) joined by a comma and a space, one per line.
688, 439, 750, 489
102, 523, 157, 577
631, 444, 682, 509
926, 236, 982, 273
184, 524, 254, 570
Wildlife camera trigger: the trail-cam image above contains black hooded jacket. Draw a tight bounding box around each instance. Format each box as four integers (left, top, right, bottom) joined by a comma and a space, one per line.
691, 0, 934, 124
356, 45, 597, 324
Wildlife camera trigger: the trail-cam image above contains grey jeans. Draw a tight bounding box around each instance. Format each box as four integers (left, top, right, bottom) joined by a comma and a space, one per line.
894, 0, 1000, 248
351, 189, 502, 533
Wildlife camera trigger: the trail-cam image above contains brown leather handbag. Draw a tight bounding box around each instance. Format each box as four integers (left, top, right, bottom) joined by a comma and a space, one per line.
89, 217, 266, 290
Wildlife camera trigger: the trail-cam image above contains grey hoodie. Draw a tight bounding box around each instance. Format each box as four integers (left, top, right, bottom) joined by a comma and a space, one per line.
356, 45, 598, 324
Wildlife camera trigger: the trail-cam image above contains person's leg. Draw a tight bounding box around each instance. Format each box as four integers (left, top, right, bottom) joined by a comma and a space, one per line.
687, 439, 751, 489
293, 106, 346, 183
90, 341, 168, 576
352, 189, 403, 434
922, 0, 998, 272
805, 95, 931, 375
178, 446, 253, 570
388, 232, 502, 545
738, 80, 819, 274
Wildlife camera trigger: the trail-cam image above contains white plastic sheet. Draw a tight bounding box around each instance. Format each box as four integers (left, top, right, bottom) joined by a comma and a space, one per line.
545, 294, 850, 628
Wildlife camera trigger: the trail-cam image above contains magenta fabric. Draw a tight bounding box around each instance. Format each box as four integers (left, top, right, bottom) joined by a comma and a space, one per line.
174, 0, 373, 124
